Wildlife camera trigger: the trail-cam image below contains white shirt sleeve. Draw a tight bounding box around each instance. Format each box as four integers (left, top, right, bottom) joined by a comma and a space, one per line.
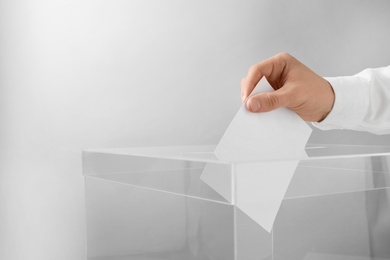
312, 66, 390, 135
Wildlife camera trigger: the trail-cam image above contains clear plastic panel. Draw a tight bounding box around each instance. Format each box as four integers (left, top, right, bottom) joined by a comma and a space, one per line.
83, 145, 390, 260
85, 163, 231, 204
274, 188, 390, 260
86, 176, 235, 260
236, 209, 272, 260
287, 155, 390, 198
84, 145, 390, 164
83, 151, 206, 176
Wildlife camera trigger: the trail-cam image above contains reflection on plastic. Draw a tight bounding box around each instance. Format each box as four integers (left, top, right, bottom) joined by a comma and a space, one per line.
201, 77, 312, 232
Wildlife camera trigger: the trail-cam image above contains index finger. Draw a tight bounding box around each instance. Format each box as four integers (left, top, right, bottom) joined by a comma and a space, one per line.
241, 53, 292, 101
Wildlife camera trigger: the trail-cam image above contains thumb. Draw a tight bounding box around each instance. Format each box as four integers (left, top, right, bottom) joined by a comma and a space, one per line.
246, 91, 287, 113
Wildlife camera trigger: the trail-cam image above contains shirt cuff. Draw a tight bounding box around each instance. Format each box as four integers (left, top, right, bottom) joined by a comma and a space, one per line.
311, 75, 370, 131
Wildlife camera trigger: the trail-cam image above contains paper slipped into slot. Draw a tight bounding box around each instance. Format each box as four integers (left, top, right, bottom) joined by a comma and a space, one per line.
201, 77, 312, 232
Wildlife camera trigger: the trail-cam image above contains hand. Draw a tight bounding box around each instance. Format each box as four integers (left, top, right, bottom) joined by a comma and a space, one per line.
241, 53, 335, 122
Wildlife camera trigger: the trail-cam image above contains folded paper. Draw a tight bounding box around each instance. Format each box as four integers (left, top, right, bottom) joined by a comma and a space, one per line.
201, 77, 312, 232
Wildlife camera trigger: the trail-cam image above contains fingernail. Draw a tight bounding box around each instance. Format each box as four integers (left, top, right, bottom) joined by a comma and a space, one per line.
248, 99, 261, 112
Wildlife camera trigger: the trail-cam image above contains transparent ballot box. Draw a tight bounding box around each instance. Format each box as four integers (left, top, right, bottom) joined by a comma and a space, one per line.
82, 145, 390, 260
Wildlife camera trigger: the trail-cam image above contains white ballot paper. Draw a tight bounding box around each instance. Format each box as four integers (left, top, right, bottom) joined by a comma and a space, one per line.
201, 77, 312, 232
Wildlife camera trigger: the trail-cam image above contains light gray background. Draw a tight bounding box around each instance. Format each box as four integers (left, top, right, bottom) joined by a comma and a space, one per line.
1, 1, 390, 259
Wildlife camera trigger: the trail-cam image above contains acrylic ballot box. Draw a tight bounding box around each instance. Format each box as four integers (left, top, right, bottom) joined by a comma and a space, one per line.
82, 145, 390, 260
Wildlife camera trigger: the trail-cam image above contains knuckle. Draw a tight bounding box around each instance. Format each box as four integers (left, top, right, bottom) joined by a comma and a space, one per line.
248, 64, 259, 74
275, 52, 292, 63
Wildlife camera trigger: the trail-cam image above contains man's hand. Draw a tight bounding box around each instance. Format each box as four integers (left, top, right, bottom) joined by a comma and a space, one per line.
241, 53, 335, 122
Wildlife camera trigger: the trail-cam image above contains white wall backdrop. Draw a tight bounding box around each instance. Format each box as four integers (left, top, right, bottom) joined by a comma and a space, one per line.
1, 1, 390, 259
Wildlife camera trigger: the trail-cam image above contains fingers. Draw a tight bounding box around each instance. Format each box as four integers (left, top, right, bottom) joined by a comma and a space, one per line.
246, 90, 288, 113
241, 53, 293, 101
